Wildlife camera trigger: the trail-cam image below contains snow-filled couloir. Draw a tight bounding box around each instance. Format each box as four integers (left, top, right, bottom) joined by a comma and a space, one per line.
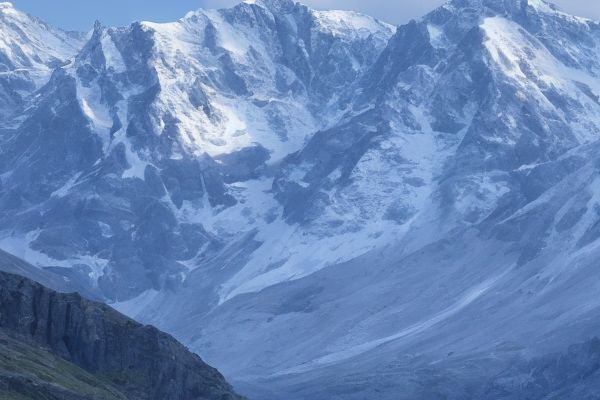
2, 0, 600, 399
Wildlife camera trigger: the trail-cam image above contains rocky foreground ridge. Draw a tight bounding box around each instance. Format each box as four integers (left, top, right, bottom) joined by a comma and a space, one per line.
0, 269, 244, 400
3, 0, 600, 398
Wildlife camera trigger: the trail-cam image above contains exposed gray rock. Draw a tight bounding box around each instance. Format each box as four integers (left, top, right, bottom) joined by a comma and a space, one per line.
2, 0, 600, 399
0, 271, 245, 400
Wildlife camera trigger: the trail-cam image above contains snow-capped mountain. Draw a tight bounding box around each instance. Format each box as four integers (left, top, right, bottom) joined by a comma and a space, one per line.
0, 0, 393, 299
0, 2, 84, 121
2, 0, 600, 398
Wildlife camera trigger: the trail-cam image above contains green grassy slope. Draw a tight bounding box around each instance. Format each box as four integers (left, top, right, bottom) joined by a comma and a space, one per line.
0, 330, 127, 400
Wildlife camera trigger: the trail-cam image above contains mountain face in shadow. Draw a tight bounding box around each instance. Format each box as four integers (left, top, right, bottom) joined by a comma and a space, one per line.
2, 0, 600, 398
0, 270, 244, 400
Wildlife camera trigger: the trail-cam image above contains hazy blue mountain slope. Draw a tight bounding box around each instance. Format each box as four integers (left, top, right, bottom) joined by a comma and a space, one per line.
0, 0, 393, 300
0, 2, 84, 122
1, 0, 600, 399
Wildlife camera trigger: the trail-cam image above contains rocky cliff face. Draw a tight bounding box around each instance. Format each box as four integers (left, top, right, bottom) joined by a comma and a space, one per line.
0, 271, 244, 400
2, 0, 600, 398
0, 0, 394, 301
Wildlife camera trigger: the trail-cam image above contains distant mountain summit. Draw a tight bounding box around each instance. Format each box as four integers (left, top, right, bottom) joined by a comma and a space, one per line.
0, 2, 84, 120
1, 0, 600, 399
0, 0, 394, 300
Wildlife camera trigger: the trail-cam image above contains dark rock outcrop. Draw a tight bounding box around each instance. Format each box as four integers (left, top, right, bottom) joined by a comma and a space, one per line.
0, 271, 244, 400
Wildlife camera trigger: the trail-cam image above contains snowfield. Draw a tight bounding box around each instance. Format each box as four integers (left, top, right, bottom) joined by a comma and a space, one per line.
2, 0, 600, 398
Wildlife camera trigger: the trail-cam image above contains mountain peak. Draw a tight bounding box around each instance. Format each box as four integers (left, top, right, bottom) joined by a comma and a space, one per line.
445, 0, 529, 14
0, 1, 17, 17
0, 1, 84, 66
423, 0, 570, 30
242, 0, 296, 12
443, 0, 572, 17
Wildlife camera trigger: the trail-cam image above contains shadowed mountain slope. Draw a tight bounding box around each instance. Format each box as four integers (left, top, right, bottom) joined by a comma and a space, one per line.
0, 270, 244, 400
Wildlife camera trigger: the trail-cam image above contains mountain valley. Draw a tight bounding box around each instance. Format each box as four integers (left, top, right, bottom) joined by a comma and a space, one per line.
1, 0, 600, 398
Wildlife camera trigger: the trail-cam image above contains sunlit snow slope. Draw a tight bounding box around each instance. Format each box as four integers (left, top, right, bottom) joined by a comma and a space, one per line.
2, 0, 600, 399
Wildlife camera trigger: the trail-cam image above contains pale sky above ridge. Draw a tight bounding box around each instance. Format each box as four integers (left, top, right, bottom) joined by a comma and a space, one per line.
8, 0, 600, 31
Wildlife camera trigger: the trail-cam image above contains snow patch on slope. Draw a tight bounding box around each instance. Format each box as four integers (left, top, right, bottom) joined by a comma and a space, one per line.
312, 10, 394, 41
482, 16, 600, 143
0, 3, 83, 84
0, 231, 108, 281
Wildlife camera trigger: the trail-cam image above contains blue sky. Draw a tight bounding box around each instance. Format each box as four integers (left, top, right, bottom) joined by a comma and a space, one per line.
9, 0, 600, 31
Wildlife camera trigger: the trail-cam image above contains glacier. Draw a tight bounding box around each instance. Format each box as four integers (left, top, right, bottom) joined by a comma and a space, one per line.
1, 0, 600, 398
